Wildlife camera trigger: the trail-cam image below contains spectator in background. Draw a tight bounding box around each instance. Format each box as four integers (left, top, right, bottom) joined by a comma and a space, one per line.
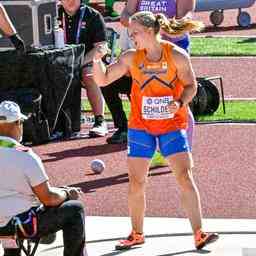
84, 0, 119, 21
0, 101, 88, 256
58, 0, 108, 137
121, 0, 196, 52
0, 3, 25, 53
101, 75, 132, 144
104, 0, 119, 20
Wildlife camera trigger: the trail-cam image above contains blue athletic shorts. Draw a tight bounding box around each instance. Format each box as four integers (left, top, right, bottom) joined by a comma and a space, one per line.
127, 129, 190, 158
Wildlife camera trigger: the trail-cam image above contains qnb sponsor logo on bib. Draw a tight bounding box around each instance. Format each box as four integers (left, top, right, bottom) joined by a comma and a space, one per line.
142, 96, 174, 120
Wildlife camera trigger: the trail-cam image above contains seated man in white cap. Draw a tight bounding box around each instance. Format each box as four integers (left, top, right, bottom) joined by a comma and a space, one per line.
0, 101, 88, 256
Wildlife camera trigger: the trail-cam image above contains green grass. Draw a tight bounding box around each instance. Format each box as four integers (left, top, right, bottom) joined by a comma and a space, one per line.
190, 37, 256, 56
196, 100, 256, 122
110, 36, 256, 57
82, 99, 256, 122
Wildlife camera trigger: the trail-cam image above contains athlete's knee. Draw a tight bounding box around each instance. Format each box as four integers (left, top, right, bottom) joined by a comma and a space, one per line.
175, 169, 194, 190
129, 175, 147, 195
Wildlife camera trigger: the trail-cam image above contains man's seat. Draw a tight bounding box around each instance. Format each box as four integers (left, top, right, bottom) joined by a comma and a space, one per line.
0, 234, 40, 256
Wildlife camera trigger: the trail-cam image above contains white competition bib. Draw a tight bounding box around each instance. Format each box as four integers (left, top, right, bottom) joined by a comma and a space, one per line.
142, 96, 174, 120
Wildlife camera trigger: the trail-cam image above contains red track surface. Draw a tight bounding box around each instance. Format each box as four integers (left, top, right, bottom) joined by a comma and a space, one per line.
33, 124, 256, 218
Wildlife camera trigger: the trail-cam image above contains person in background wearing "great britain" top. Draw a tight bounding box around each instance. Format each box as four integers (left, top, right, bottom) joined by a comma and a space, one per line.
92, 11, 219, 251
58, 0, 109, 138
0, 101, 88, 256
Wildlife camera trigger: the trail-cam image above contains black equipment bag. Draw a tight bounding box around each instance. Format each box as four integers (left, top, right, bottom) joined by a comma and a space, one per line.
202, 80, 220, 114
189, 81, 208, 116
190, 78, 220, 116
0, 45, 84, 140
0, 88, 50, 145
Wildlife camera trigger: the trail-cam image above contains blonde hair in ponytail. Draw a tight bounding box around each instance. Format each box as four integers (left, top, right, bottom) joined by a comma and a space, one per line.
155, 13, 204, 36
131, 11, 204, 37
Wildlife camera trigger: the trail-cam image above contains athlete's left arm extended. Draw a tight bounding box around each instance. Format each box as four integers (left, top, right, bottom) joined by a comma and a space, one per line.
172, 47, 197, 106
92, 48, 134, 86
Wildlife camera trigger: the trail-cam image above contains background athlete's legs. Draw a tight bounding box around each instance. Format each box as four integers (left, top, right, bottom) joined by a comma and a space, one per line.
173, 37, 195, 150
187, 108, 194, 150
82, 69, 108, 137
101, 75, 132, 144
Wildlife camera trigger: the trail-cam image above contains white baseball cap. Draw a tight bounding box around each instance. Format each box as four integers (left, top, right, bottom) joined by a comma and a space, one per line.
0, 101, 28, 123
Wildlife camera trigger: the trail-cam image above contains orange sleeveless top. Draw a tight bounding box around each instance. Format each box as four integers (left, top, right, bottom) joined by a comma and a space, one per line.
128, 42, 188, 135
